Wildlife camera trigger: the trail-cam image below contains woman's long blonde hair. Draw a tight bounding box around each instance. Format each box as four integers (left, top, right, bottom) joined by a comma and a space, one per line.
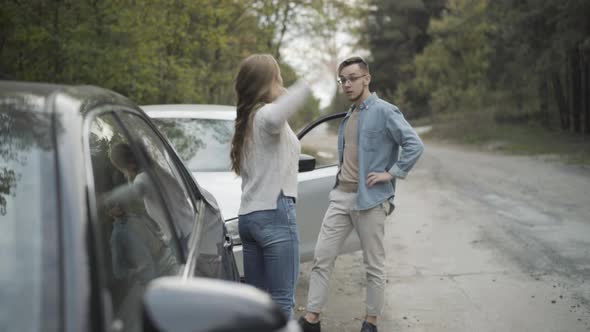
230, 54, 284, 175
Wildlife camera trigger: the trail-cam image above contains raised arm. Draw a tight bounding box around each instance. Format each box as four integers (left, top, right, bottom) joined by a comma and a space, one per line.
101, 182, 140, 208
257, 80, 311, 134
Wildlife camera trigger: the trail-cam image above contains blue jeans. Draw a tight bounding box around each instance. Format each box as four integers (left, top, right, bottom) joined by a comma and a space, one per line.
238, 193, 300, 319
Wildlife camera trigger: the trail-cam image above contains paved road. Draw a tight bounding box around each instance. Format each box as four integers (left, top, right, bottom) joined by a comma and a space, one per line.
295, 142, 590, 332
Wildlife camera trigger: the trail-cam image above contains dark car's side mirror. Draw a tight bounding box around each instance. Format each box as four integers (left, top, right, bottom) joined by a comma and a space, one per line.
142, 277, 287, 332
299, 154, 316, 172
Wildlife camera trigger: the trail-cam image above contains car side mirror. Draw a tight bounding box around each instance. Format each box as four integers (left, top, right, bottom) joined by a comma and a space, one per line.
142, 277, 288, 332
299, 154, 316, 172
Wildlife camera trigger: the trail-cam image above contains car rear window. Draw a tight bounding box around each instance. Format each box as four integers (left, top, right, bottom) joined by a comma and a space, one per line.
152, 118, 234, 172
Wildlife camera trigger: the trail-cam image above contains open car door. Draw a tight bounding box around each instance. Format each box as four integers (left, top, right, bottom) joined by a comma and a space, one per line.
296, 112, 361, 262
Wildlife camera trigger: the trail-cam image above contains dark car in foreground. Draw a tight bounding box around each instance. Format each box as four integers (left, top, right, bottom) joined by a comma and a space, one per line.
0, 81, 300, 332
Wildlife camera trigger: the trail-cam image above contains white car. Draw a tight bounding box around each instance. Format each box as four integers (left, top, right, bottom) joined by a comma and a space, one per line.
144, 104, 361, 275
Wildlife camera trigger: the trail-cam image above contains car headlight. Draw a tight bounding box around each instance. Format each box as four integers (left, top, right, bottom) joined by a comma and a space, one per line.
225, 218, 241, 246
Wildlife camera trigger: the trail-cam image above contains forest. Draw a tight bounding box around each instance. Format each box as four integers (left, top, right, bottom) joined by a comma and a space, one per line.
2, 0, 589, 136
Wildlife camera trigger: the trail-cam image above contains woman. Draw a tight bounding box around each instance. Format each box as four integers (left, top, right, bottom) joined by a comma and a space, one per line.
231, 54, 312, 319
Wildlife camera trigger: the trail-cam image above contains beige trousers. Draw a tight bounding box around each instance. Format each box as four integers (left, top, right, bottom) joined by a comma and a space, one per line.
306, 188, 387, 316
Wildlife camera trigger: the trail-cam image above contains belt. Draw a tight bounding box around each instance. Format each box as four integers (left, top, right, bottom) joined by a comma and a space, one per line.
336, 181, 358, 193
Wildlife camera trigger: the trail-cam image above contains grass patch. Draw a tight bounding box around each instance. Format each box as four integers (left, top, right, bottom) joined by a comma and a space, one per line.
418, 111, 590, 165
408, 116, 433, 127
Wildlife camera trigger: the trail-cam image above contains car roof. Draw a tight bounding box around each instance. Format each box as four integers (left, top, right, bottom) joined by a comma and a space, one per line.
142, 104, 236, 121
0, 81, 62, 99
0, 80, 138, 116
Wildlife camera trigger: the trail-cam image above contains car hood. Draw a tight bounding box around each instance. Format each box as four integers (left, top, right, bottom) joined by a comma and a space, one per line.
193, 172, 241, 221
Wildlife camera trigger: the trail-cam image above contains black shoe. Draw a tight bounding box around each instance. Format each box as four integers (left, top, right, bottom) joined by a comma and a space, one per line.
298, 316, 321, 332
360, 321, 378, 332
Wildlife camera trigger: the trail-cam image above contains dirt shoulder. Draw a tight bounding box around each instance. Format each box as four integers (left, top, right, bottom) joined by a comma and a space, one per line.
417, 112, 590, 165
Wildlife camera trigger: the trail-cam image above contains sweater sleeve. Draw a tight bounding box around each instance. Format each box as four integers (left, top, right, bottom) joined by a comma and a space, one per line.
101, 182, 140, 207
256, 80, 311, 134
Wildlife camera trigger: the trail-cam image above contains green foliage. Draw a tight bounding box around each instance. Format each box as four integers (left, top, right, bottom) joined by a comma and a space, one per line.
0, 0, 323, 125
362, 0, 446, 114
485, 0, 590, 133
397, 0, 493, 115
389, 0, 590, 136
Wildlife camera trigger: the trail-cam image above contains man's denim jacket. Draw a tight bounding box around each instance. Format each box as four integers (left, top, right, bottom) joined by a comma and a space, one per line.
335, 93, 424, 210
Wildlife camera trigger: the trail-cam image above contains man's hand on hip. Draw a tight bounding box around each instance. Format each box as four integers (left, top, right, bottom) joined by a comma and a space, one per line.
366, 171, 393, 187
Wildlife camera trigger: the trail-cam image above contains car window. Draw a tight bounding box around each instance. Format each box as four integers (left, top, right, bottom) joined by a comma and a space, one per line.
0, 100, 60, 332
299, 116, 341, 168
134, 115, 242, 279
87, 112, 182, 332
151, 118, 233, 172
119, 113, 235, 278
116, 113, 198, 245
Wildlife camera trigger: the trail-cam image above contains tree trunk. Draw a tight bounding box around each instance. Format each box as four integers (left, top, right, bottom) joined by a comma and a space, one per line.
583, 53, 590, 135
570, 47, 582, 133
53, 1, 62, 81
209, 44, 222, 103
551, 72, 569, 130
539, 79, 550, 126
274, 2, 293, 61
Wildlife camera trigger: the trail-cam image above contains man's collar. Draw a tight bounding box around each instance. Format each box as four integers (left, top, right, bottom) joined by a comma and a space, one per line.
348, 92, 378, 113
359, 92, 378, 110
346, 104, 356, 113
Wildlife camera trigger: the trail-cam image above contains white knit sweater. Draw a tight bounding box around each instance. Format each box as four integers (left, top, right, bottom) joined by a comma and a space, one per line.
238, 80, 311, 215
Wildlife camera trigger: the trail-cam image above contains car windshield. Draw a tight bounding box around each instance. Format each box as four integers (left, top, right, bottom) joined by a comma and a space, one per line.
0, 98, 59, 331
152, 118, 234, 172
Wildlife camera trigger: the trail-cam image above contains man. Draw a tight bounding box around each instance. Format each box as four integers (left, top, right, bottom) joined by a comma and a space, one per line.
298, 56, 424, 332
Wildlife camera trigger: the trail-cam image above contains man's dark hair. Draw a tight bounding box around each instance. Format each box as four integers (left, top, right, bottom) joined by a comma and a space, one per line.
338, 56, 370, 75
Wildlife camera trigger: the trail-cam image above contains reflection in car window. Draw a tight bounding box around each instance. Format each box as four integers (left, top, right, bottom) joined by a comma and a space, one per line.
0, 98, 60, 332
116, 113, 197, 244
88, 113, 181, 332
152, 118, 233, 172
192, 201, 232, 279
300, 118, 341, 168
127, 115, 235, 279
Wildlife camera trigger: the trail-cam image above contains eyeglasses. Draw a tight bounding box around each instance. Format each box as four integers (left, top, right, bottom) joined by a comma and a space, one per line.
337, 74, 367, 86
